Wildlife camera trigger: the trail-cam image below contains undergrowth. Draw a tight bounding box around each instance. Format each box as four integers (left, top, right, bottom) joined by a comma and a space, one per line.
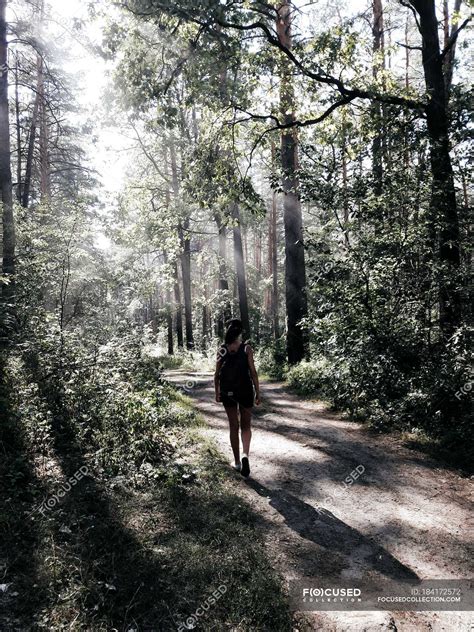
0, 326, 292, 631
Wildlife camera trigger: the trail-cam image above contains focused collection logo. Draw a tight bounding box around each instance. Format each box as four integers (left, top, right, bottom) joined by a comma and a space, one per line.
302, 587, 362, 602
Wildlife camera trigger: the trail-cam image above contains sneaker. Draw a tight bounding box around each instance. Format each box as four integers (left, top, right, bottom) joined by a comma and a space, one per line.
241, 455, 250, 478
232, 462, 241, 472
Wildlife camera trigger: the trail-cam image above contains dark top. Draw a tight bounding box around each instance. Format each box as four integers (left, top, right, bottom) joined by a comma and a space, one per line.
218, 342, 253, 395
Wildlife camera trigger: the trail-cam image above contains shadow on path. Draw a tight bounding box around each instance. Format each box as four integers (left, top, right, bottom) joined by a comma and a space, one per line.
244, 478, 419, 583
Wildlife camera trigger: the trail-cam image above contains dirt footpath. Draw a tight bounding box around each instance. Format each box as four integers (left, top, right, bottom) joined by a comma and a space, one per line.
166, 370, 473, 632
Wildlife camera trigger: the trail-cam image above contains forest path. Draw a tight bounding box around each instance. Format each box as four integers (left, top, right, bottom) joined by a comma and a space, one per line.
165, 370, 473, 632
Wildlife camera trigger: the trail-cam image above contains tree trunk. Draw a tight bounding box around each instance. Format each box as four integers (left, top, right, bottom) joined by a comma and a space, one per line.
267, 142, 281, 339
404, 11, 411, 168
372, 0, 385, 194
14, 55, 21, 203
231, 202, 251, 341
443, 0, 450, 50
163, 252, 174, 355
254, 227, 261, 276
201, 303, 208, 350
201, 255, 209, 350
179, 218, 194, 350
269, 140, 280, 338
277, 0, 307, 364
170, 136, 194, 349
173, 260, 184, 349
21, 92, 39, 209
265, 210, 271, 315
243, 225, 248, 265
166, 302, 173, 354
254, 226, 262, 344
410, 0, 461, 338
215, 213, 231, 339
443, 0, 462, 94
0, 0, 15, 303
20, 1, 45, 208
271, 190, 280, 339
38, 53, 50, 202
405, 11, 410, 93
162, 146, 175, 354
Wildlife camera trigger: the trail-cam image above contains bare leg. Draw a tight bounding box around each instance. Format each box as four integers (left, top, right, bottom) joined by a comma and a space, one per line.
224, 405, 240, 464
239, 405, 252, 456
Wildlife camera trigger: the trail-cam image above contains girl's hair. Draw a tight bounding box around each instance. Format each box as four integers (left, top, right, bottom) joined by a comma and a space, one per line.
225, 319, 243, 345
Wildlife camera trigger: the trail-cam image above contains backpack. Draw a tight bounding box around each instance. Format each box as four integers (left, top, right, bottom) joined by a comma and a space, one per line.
219, 343, 250, 395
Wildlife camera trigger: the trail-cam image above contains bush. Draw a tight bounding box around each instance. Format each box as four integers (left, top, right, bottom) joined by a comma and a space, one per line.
255, 337, 287, 379
91, 389, 174, 475
4, 320, 199, 479
286, 358, 329, 395
156, 353, 184, 369
302, 316, 472, 467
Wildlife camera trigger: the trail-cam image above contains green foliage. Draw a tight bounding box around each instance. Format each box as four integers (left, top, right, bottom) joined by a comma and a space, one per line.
4, 324, 196, 476
1, 338, 291, 631
255, 337, 287, 380
286, 358, 329, 396
294, 97, 473, 468
3, 198, 198, 477
186, 133, 265, 214
156, 352, 184, 369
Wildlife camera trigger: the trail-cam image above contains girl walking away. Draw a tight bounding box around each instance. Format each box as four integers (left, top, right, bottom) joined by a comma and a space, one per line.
214, 319, 260, 478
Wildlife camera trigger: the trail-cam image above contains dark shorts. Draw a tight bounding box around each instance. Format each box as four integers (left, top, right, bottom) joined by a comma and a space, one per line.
221, 386, 254, 410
